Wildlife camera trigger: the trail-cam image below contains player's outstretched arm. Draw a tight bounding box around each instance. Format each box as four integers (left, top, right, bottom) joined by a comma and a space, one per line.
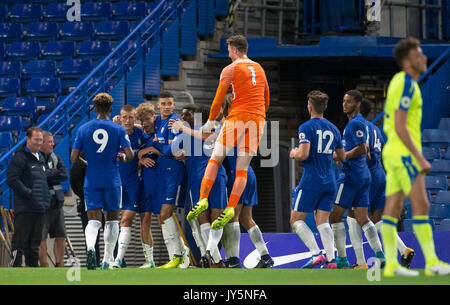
169, 119, 217, 142
394, 109, 431, 173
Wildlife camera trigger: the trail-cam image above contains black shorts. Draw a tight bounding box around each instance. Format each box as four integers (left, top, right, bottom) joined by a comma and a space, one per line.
42, 206, 66, 239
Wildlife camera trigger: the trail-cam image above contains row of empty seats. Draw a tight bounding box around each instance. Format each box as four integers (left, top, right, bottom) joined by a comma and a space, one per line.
0, 2, 154, 23
1, 21, 133, 42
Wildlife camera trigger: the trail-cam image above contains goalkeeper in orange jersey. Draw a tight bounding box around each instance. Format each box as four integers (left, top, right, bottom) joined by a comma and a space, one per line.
186, 35, 270, 231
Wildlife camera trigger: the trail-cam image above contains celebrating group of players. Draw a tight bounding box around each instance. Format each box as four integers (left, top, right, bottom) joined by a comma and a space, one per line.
70, 34, 450, 276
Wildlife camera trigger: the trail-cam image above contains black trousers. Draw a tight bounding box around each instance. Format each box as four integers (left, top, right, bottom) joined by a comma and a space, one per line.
11, 212, 45, 267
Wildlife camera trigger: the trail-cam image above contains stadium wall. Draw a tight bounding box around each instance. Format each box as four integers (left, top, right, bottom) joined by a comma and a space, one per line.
236, 231, 450, 269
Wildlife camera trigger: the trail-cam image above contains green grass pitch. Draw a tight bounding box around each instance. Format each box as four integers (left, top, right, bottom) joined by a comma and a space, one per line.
0, 267, 449, 285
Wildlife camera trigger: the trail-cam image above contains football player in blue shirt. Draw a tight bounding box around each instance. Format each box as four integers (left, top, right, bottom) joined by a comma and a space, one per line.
290, 90, 345, 269
70, 93, 134, 270
110, 104, 156, 269
167, 104, 229, 267
140, 92, 188, 268
329, 90, 385, 269
360, 98, 415, 268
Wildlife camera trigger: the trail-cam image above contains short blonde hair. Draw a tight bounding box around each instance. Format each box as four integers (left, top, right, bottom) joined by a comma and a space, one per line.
93, 93, 114, 114
136, 101, 156, 120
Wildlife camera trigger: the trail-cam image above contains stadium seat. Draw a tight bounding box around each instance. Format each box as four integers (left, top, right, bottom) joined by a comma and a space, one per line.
438, 118, 450, 130
444, 147, 450, 160
0, 61, 22, 78
24, 22, 58, 41
0, 23, 23, 42
422, 129, 450, 147
113, 2, 148, 20
43, 3, 67, 22
60, 22, 94, 41
0, 78, 20, 97
422, 146, 440, 161
77, 41, 112, 60
37, 113, 64, 131
431, 159, 450, 175
24, 77, 61, 98
425, 175, 448, 192
42, 41, 75, 60
435, 191, 450, 205
0, 5, 7, 22
430, 203, 450, 221
1, 97, 37, 122
95, 21, 131, 40
0, 115, 23, 134
0, 132, 14, 152
7, 41, 41, 61
0, 44, 4, 60
437, 219, 450, 231
9, 4, 43, 23
80, 2, 112, 21
23, 60, 57, 79
59, 59, 93, 78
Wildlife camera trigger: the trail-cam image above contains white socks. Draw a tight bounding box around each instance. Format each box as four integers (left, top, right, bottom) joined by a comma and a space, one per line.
85, 220, 102, 252
189, 219, 206, 256
375, 220, 406, 255
223, 222, 240, 259
292, 220, 320, 256
317, 222, 335, 262
248, 225, 269, 257
116, 226, 131, 262
142, 242, 154, 263
161, 216, 183, 257
347, 217, 366, 265
332, 222, 347, 258
362, 220, 383, 253
103, 220, 119, 264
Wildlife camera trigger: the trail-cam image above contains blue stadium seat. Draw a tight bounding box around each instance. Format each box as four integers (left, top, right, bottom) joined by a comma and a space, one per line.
24, 77, 61, 98
80, 2, 112, 21
59, 59, 93, 78
422, 146, 440, 161
7, 41, 41, 61
0, 43, 4, 60
0, 61, 22, 78
429, 204, 450, 221
43, 3, 67, 22
0, 132, 14, 152
437, 219, 450, 231
60, 22, 94, 41
431, 159, 450, 175
56, 95, 82, 112
0, 115, 23, 134
444, 147, 450, 160
0, 78, 20, 97
77, 41, 112, 59
1, 97, 37, 122
42, 41, 75, 60
0, 5, 7, 22
425, 175, 448, 192
95, 20, 130, 40
113, 2, 148, 20
422, 129, 450, 147
438, 118, 450, 130
24, 22, 58, 41
37, 113, 63, 131
23, 60, 56, 79
435, 191, 450, 205
0, 23, 23, 42
9, 4, 43, 23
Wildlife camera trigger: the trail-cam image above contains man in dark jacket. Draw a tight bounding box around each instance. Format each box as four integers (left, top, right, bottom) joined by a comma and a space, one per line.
38, 131, 68, 267
7, 127, 51, 267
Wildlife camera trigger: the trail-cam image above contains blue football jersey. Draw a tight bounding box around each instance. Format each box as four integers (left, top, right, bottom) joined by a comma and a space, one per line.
366, 120, 386, 183
297, 118, 343, 190
342, 114, 371, 182
154, 114, 185, 167
118, 126, 145, 187
73, 119, 131, 188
